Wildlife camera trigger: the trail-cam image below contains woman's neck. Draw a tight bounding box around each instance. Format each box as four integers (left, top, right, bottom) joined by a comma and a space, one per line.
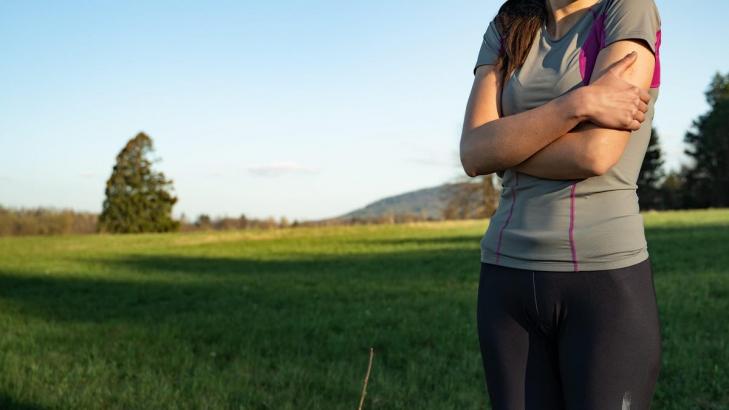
545, 0, 601, 38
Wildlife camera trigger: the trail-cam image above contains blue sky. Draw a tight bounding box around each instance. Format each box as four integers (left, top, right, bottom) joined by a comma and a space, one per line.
1, 1, 725, 221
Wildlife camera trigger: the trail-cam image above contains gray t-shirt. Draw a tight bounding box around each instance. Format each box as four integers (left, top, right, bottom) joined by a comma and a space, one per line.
473, 0, 662, 271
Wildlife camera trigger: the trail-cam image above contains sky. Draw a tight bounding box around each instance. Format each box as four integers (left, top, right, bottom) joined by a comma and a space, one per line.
1, 1, 726, 222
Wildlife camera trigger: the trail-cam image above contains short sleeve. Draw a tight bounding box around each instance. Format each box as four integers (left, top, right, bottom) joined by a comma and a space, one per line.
473, 18, 503, 75
603, 0, 661, 55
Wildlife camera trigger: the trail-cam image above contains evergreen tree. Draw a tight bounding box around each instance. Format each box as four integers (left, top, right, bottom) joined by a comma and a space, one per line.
98, 132, 180, 233
658, 166, 688, 210
683, 72, 729, 207
637, 127, 666, 210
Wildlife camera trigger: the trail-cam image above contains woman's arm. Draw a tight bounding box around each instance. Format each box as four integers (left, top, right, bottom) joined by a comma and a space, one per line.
460, 65, 588, 177
509, 121, 607, 180
460, 50, 649, 178
511, 39, 657, 180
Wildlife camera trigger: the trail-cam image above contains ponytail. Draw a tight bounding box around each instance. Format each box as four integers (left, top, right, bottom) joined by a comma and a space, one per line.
494, 0, 547, 87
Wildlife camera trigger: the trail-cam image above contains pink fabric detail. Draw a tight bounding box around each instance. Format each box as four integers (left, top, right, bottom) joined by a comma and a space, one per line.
569, 182, 579, 272
579, 10, 606, 84
650, 29, 661, 88
579, 11, 661, 89
495, 172, 518, 264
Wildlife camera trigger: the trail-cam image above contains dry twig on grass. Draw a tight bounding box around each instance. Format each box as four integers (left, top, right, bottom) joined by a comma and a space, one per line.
357, 347, 375, 410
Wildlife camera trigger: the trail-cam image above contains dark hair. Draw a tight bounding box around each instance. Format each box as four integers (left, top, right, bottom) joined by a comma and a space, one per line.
494, 0, 547, 86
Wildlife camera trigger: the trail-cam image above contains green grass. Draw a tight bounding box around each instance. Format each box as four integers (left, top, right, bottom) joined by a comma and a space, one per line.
0, 208, 728, 409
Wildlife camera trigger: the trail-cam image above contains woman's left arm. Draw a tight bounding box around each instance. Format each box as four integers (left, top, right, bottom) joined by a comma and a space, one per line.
512, 38, 656, 180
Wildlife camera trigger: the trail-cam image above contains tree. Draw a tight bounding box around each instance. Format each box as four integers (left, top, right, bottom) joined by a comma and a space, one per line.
98, 132, 180, 233
658, 166, 687, 210
442, 174, 500, 220
195, 214, 212, 229
682, 72, 729, 208
482, 173, 500, 217
637, 127, 666, 210
238, 213, 249, 229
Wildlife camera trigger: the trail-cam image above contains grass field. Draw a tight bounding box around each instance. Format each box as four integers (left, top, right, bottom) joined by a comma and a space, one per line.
0, 208, 728, 409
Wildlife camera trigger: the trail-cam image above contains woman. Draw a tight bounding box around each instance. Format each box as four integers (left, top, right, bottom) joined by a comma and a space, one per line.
460, 0, 662, 408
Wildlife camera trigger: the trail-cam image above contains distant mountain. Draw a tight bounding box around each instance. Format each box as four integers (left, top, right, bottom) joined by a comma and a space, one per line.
323, 181, 494, 222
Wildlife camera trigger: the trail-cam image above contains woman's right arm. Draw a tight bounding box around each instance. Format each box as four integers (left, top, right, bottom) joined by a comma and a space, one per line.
459, 64, 588, 177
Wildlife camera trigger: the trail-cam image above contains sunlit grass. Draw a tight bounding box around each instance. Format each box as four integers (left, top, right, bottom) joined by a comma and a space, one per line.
0, 209, 727, 409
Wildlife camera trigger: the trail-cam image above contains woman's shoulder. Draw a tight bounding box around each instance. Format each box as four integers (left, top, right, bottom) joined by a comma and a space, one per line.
598, 0, 661, 55
600, 0, 660, 15
599, 0, 661, 30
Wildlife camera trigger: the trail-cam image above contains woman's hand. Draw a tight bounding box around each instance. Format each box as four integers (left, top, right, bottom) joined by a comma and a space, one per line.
578, 51, 652, 131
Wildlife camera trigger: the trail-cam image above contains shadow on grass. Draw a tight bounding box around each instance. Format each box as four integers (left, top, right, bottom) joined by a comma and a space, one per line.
0, 244, 481, 326
0, 393, 48, 410
356, 235, 481, 247
0, 224, 726, 326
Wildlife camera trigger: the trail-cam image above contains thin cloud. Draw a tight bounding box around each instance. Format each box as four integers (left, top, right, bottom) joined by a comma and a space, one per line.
406, 156, 458, 167
247, 161, 319, 177
405, 149, 461, 168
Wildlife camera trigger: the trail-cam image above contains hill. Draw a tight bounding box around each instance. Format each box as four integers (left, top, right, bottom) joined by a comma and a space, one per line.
325, 181, 493, 222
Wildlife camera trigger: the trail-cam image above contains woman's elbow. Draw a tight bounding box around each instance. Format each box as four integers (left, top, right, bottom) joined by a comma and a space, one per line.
459, 151, 480, 177
461, 157, 479, 178
460, 129, 508, 177
580, 150, 616, 177
459, 134, 479, 177
461, 152, 506, 178
578, 129, 630, 177
460, 141, 496, 177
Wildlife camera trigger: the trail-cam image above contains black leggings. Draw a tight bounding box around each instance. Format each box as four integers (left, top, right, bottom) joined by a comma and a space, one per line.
476, 257, 662, 409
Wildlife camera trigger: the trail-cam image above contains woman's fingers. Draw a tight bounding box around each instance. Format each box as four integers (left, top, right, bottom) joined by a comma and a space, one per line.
638, 99, 648, 113
638, 87, 651, 104
585, 75, 651, 130
629, 119, 642, 131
